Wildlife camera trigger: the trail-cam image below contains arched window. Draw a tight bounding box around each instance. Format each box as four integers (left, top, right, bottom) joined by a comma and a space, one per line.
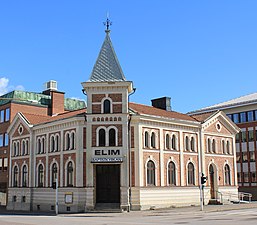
171, 134, 176, 150
109, 128, 116, 146
52, 163, 58, 187
71, 132, 75, 149
224, 164, 231, 185
38, 164, 44, 187
187, 162, 195, 185
26, 139, 29, 155
222, 140, 226, 154
147, 160, 155, 186
191, 137, 195, 151
55, 135, 59, 152
166, 134, 170, 149
99, 129, 106, 146
168, 161, 176, 185
13, 142, 17, 156
151, 133, 156, 148
67, 162, 74, 187
37, 139, 41, 154
226, 141, 230, 154
22, 165, 28, 187
42, 137, 45, 153
212, 139, 216, 153
51, 136, 55, 152
22, 140, 26, 155
185, 136, 189, 151
103, 99, 111, 114
17, 142, 20, 156
145, 132, 149, 148
66, 133, 70, 150
207, 138, 211, 153
13, 166, 18, 187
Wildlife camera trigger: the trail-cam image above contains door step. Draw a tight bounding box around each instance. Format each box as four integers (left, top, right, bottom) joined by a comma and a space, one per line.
94, 203, 121, 213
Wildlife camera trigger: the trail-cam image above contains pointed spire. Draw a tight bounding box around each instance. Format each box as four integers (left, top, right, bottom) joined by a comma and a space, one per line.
88, 17, 126, 82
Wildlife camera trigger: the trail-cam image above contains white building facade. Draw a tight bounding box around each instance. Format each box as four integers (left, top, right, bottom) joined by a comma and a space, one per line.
7, 28, 240, 213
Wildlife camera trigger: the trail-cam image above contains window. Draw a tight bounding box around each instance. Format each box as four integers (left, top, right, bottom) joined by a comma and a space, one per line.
103, 99, 111, 113
236, 152, 241, 162
235, 133, 240, 143
190, 137, 195, 151
42, 138, 45, 153
251, 172, 257, 183
168, 161, 176, 185
51, 136, 55, 152
22, 140, 26, 155
240, 112, 246, 123
109, 128, 116, 146
171, 134, 176, 150
237, 172, 242, 183
147, 160, 155, 186
66, 133, 70, 150
233, 113, 239, 123
241, 131, 247, 142
250, 151, 255, 162
224, 164, 231, 185
37, 139, 41, 154
248, 130, 254, 142
26, 140, 29, 155
227, 114, 232, 120
185, 136, 189, 151
212, 139, 216, 153
207, 138, 211, 153
165, 134, 170, 149
22, 165, 28, 187
242, 152, 248, 162
99, 129, 106, 146
55, 135, 59, 151
0, 110, 4, 123
243, 172, 249, 183
71, 132, 75, 149
5, 108, 10, 121
145, 132, 149, 148
0, 134, 3, 147
38, 164, 44, 187
255, 110, 257, 121
67, 162, 74, 187
187, 163, 195, 185
222, 140, 226, 154
13, 166, 18, 187
3, 158, 7, 171
4, 133, 8, 146
0, 158, 2, 170
52, 163, 58, 186
226, 141, 230, 154
13, 142, 17, 156
247, 111, 254, 122
151, 133, 156, 148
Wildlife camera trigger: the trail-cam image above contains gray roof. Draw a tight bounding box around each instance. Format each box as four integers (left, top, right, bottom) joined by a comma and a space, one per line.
89, 32, 126, 82
188, 92, 257, 115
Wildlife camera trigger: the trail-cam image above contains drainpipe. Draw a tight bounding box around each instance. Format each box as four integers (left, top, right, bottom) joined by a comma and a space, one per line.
128, 87, 136, 212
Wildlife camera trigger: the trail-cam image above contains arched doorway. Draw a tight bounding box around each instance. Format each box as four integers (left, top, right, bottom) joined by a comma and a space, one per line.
209, 164, 215, 199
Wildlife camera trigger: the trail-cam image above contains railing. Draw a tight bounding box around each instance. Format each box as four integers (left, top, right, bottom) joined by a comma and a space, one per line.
238, 192, 252, 203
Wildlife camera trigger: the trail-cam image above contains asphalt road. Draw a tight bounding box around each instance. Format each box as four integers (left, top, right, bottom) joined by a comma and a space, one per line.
0, 205, 257, 225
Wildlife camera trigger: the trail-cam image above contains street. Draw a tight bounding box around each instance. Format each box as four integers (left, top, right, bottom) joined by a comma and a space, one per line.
0, 205, 257, 225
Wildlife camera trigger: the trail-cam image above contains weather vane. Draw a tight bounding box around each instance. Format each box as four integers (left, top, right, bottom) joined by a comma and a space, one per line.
104, 13, 112, 32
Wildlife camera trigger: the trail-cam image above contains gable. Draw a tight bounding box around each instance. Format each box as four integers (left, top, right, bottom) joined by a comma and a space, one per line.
204, 119, 231, 135
13, 123, 30, 138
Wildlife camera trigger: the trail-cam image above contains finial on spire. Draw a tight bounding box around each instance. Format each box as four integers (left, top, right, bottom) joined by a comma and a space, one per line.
104, 13, 112, 33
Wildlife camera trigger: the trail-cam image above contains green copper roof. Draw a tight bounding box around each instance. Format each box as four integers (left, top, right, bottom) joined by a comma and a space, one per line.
0, 90, 86, 111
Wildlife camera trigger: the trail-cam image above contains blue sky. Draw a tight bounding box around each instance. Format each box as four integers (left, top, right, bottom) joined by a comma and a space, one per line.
1, 0, 257, 113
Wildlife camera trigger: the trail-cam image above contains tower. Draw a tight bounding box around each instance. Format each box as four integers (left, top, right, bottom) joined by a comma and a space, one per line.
81, 20, 134, 211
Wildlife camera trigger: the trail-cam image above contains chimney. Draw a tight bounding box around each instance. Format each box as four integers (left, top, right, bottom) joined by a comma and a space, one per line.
42, 81, 65, 116
151, 97, 172, 111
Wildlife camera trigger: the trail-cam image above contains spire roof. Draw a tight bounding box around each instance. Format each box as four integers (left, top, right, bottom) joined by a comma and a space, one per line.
88, 31, 126, 82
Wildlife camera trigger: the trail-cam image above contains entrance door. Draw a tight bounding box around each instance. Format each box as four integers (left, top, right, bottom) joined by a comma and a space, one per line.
209, 164, 215, 199
96, 165, 120, 203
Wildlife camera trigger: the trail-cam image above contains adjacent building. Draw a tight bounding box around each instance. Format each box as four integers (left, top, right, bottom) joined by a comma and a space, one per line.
0, 82, 85, 204
6, 27, 240, 212
189, 93, 257, 200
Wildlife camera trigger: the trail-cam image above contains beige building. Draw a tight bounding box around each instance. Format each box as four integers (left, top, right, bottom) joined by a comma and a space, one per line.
7, 27, 240, 212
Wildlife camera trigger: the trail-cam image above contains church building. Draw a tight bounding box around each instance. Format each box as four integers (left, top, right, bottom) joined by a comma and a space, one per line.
7, 23, 240, 212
